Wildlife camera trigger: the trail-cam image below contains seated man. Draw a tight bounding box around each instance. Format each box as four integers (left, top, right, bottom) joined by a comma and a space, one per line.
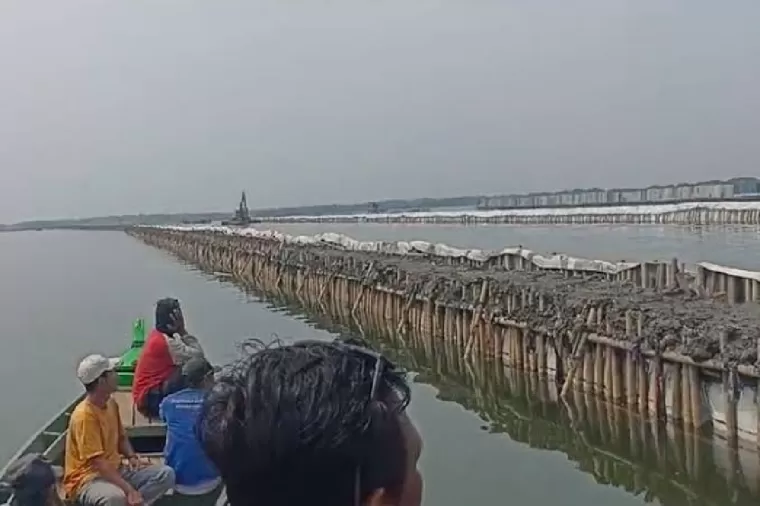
63, 354, 175, 506
197, 337, 424, 506
159, 358, 221, 497
1, 453, 63, 506
133, 298, 206, 418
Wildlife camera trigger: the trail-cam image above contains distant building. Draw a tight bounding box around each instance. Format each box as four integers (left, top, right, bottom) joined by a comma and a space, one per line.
476, 177, 760, 210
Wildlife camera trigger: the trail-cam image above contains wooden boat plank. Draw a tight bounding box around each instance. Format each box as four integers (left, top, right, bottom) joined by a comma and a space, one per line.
45, 433, 67, 462
133, 409, 155, 427
113, 390, 136, 428
112, 389, 163, 428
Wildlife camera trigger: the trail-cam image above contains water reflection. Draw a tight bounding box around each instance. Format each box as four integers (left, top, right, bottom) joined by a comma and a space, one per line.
202, 267, 759, 506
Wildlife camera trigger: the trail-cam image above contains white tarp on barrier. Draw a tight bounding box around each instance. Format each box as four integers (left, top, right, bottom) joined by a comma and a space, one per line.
264, 200, 760, 221
698, 261, 760, 282
152, 224, 642, 276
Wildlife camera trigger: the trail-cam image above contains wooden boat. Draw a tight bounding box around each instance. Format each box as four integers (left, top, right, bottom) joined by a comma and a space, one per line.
0, 319, 226, 506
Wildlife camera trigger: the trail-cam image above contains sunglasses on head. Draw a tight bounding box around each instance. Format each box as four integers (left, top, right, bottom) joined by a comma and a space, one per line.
294, 339, 385, 399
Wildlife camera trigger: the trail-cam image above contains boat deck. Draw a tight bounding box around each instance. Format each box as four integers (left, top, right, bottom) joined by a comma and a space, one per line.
113, 389, 162, 429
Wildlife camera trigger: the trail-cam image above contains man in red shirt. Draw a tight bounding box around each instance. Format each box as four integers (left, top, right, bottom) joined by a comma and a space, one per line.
133, 298, 206, 418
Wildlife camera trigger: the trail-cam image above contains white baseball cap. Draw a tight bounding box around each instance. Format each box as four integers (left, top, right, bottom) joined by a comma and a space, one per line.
77, 354, 120, 385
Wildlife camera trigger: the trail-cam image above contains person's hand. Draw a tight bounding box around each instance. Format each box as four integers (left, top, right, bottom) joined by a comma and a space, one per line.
126, 488, 144, 506
169, 309, 187, 336
126, 455, 150, 471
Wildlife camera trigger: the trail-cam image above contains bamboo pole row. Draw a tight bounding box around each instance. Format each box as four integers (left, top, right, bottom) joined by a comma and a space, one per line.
136, 227, 760, 306
260, 207, 760, 226
127, 227, 760, 449
233, 270, 759, 506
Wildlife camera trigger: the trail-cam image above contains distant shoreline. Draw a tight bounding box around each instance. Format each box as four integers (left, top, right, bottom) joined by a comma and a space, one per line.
7, 197, 760, 231
4, 176, 759, 231
0, 225, 128, 233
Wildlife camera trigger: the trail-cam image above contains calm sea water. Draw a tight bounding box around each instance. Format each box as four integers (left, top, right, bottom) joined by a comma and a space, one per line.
268, 223, 760, 270
2, 227, 759, 506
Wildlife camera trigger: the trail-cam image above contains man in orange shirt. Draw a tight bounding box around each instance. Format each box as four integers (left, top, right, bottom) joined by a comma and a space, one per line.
63, 354, 175, 506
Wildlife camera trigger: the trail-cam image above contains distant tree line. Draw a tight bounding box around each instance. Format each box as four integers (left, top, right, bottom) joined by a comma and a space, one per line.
249, 195, 479, 218
0, 195, 481, 231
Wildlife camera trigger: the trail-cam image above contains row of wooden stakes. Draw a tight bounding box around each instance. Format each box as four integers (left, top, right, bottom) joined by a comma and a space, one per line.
198, 252, 760, 506
129, 229, 756, 449
261, 207, 760, 225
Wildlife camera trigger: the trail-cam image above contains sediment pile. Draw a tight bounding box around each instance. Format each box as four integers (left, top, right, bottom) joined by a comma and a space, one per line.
127, 225, 760, 446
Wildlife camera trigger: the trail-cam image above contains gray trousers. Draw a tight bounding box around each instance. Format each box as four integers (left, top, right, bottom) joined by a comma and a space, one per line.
77, 465, 176, 506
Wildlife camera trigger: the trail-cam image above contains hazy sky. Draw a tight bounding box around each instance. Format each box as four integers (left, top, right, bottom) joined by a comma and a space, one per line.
1, 1, 759, 222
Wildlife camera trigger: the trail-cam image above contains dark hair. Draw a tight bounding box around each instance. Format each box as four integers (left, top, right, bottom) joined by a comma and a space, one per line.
197, 337, 411, 506
183, 358, 214, 388
155, 298, 181, 335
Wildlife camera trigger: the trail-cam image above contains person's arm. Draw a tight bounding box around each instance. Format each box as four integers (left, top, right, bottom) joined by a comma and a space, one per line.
47, 485, 65, 506
118, 434, 137, 461
165, 334, 205, 365
158, 398, 168, 424
115, 403, 149, 469
114, 402, 136, 460
91, 459, 134, 494
76, 414, 136, 495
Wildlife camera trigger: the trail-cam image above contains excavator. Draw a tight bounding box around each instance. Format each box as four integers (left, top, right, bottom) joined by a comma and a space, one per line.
222, 191, 259, 226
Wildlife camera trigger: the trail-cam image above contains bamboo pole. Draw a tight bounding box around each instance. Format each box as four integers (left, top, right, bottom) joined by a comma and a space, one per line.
464, 280, 489, 359
681, 363, 692, 428
582, 341, 594, 394
611, 348, 622, 403
536, 331, 547, 374
671, 363, 682, 423
396, 289, 418, 334
495, 326, 505, 364
757, 338, 760, 449
594, 342, 604, 397
720, 330, 738, 448
521, 328, 531, 372
560, 332, 588, 398
638, 357, 648, 420
515, 326, 524, 369
603, 346, 613, 402
456, 310, 465, 353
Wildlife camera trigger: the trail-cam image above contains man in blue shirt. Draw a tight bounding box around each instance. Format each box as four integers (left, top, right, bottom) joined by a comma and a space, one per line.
159, 358, 221, 497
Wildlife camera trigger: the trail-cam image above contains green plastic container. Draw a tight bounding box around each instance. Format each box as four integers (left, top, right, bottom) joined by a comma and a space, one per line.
116, 318, 146, 388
